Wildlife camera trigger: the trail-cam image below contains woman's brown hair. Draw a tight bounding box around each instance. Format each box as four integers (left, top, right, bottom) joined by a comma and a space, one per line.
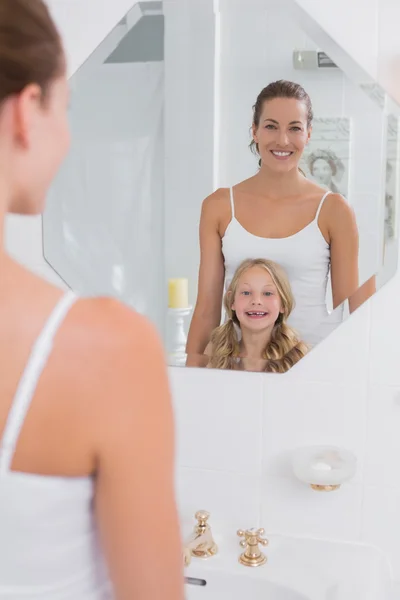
0, 0, 64, 106
250, 79, 313, 171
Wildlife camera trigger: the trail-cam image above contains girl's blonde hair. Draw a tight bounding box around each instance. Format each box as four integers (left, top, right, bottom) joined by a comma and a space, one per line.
208, 258, 308, 373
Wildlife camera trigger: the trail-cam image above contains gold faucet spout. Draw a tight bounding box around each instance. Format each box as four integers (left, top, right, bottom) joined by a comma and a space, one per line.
183, 511, 218, 566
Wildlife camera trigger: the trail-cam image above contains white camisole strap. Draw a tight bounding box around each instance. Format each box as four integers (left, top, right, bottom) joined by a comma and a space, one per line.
229, 186, 235, 219
315, 190, 332, 221
0, 290, 77, 475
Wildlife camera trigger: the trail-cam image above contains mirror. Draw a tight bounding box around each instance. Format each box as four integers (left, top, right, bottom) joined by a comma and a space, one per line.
43, 0, 400, 374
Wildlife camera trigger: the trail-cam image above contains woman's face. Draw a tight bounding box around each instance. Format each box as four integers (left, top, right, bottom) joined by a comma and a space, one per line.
252, 97, 310, 173
231, 266, 284, 332
311, 158, 333, 186
2, 71, 71, 215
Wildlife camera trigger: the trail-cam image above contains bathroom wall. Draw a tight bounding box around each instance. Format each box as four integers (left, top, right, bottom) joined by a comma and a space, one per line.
6, 0, 400, 589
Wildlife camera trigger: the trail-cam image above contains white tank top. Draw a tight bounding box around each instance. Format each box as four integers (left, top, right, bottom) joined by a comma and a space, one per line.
0, 291, 112, 599
222, 187, 344, 346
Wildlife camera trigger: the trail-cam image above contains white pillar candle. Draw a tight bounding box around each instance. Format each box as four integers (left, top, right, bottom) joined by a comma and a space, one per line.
168, 278, 189, 309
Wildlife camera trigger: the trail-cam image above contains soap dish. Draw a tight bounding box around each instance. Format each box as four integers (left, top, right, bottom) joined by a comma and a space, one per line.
291, 445, 357, 491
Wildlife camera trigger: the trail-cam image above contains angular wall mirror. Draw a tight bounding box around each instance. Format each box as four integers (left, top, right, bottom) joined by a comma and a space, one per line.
43, 0, 400, 374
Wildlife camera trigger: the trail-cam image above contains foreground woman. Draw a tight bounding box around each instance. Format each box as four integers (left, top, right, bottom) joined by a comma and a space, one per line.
0, 1, 183, 598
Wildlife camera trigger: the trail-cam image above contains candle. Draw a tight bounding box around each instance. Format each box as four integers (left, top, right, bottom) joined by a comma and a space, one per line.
168, 278, 189, 309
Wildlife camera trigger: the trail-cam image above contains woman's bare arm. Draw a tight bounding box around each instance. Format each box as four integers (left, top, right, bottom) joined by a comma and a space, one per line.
348, 275, 376, 313
328, 195, 376, 312
91, 301, 183, 600
186, 190, 226, 361
327, 194, 360, 309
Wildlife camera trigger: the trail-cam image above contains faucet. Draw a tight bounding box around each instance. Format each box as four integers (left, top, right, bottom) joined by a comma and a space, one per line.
183, 510, 218, 566
237, 527, 269, 567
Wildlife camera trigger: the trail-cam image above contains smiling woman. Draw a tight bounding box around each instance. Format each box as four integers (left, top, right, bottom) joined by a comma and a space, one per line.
186, 79, 371, 360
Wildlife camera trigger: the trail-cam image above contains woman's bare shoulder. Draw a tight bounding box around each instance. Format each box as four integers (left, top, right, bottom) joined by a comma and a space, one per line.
207, 187, 230, 200
59, 297, 165, 411
200, 188, 232, 238
71, 296, 160, 357
202, 187, 230, 213
323, 192, 354, 220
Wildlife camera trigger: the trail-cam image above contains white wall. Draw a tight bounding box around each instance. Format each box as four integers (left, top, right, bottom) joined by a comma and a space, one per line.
6, 0, 400, 591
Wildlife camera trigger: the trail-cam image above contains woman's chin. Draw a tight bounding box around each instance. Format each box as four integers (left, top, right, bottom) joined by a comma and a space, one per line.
261, 157, 299, 172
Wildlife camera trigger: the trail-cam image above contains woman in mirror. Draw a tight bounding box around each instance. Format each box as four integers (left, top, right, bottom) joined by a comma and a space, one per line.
187, 80, 375, 359
206, 258, 308, 373
0, 1, 183, 598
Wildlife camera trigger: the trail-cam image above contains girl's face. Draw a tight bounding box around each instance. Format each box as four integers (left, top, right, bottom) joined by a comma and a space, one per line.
311, 158, 333, 186
231, 266, 284, 331
252, 97, 310, 173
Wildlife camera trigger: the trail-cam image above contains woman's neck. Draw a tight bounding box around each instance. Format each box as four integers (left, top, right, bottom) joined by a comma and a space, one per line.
253, 164, 306, 199
0, 175, 15, 273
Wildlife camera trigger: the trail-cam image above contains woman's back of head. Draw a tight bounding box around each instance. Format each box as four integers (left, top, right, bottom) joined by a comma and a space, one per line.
0, 0, 70, 216
0, 0, 64, 104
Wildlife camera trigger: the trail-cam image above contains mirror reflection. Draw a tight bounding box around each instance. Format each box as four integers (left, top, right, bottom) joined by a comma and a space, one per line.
204, 258, 309, 373
43, 0, 400, 373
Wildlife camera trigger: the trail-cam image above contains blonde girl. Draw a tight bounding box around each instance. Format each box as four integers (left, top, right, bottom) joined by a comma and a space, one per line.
207, 259, 308, 373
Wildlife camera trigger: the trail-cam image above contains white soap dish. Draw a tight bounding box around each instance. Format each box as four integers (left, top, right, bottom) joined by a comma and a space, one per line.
291, 445, 357, 491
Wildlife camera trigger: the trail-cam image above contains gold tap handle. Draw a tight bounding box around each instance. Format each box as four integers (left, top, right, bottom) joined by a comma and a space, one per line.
194, 510, 210, 527
237, 528, 269, 546
237, 528, 269, 567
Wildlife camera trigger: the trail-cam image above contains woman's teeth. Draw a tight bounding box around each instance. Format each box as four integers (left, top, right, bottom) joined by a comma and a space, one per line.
272, 151, 292, 157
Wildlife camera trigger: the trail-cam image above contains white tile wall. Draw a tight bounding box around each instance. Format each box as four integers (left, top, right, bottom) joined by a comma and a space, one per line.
262, 380, 367, 484
170, 367, 263, 475
261, 476, 364, 541
362, 485, 400, 580
281, 300, 371, 384
369, 273, 400, 386
176, 467, 261, 533
364, 385, 400, 488
7, 0, 400, 591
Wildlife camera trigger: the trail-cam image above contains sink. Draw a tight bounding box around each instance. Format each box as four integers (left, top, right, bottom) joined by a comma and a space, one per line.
184, 533, 393, 600
185, 571, 309, 599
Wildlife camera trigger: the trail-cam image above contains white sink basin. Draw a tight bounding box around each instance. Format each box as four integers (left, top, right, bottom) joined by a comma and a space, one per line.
184, 533, 393, 600
186, 570, 308, 599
